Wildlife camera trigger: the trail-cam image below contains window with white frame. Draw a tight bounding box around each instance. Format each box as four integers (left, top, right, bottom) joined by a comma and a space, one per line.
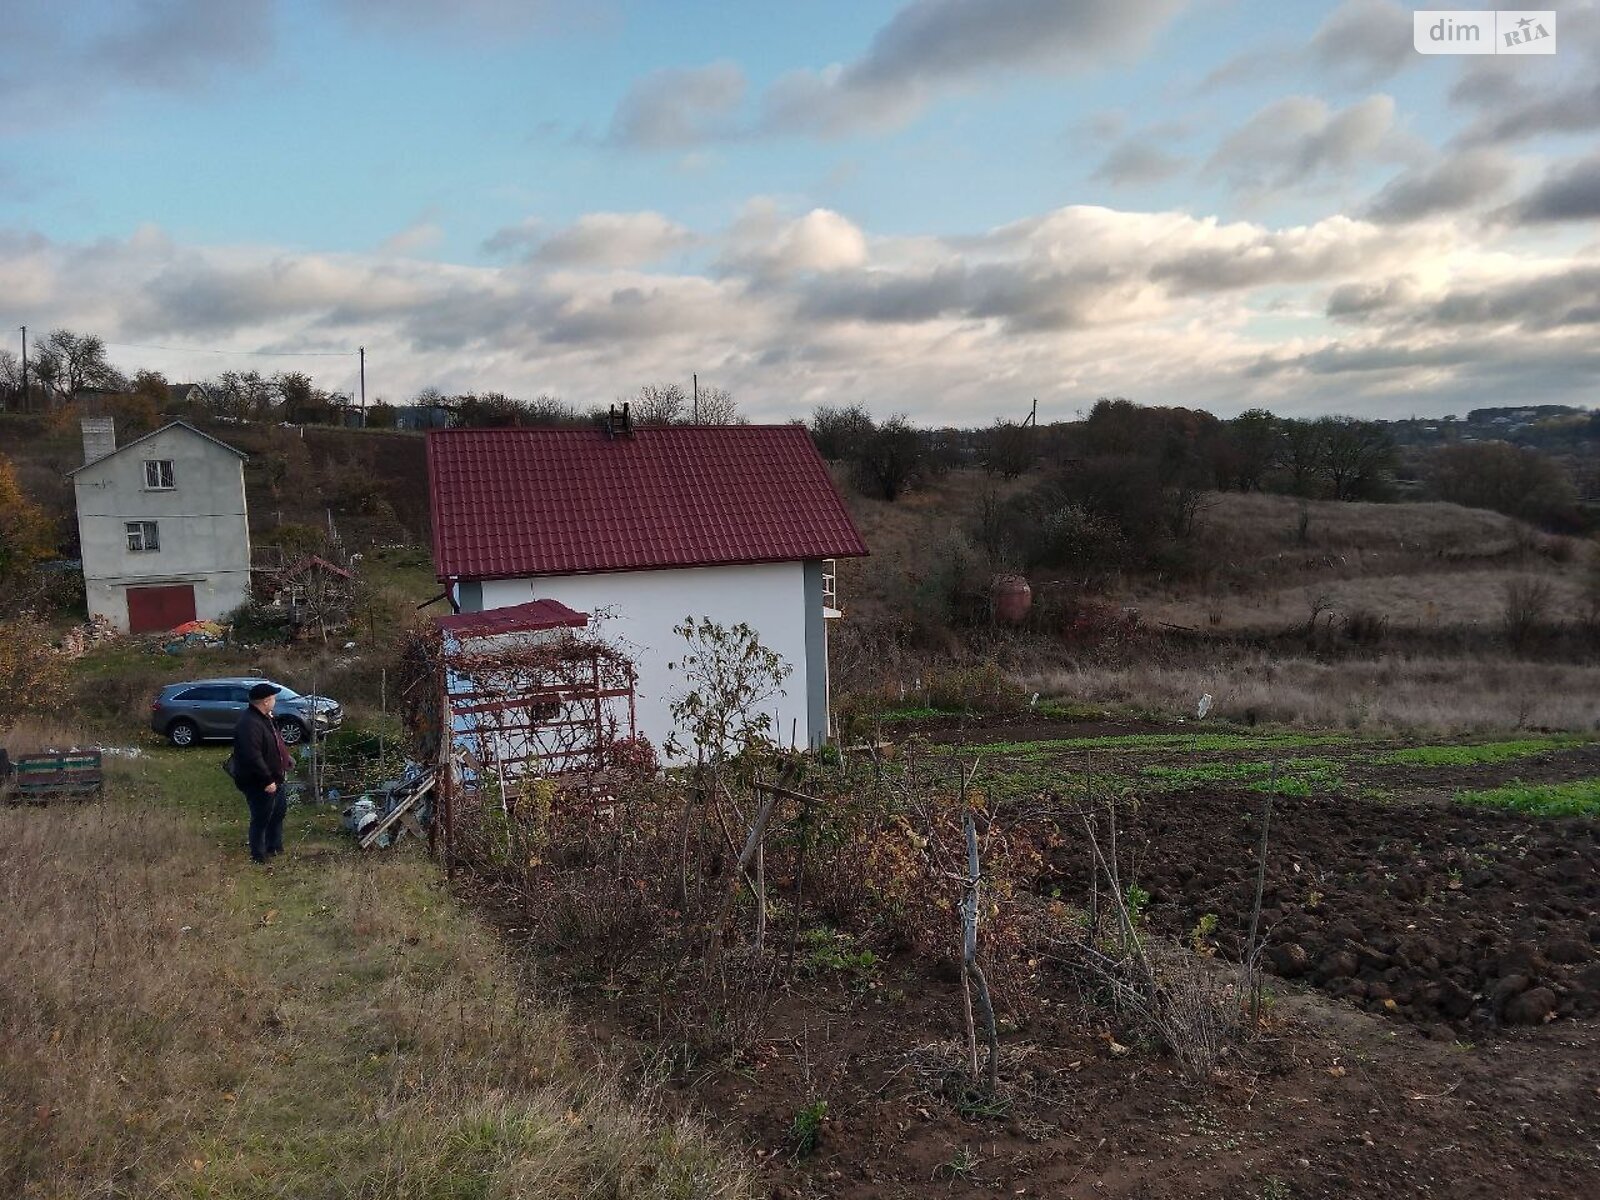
125, 521, 160, 552
143, 459, 175, 489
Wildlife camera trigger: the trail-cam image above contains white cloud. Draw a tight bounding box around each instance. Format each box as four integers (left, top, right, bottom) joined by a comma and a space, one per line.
2, 196, 1595, 422
720, 203, 870, 279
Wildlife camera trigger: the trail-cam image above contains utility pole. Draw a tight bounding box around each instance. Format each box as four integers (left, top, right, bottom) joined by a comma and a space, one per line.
692, 372, 698, 423
358, 346, 366, 418
19, 326, 26, 412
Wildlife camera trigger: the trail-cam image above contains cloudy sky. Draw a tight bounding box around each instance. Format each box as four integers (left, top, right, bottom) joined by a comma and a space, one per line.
1, 0, 1596, 422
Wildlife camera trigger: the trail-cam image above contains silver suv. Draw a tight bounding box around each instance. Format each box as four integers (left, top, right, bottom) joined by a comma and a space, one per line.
150, 677, 343, 748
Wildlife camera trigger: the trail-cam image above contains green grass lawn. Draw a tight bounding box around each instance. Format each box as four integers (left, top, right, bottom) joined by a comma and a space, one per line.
361, 546, 440, 606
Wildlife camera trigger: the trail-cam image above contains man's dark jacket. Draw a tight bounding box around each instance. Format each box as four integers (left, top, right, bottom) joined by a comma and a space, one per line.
232, 706, 288, 791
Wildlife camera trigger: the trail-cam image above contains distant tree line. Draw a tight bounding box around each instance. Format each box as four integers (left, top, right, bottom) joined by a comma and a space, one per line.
809, 398, 1401, 503
2, 327, 1587, 533
369, 380, 745, 430
810, 395, 1599, 561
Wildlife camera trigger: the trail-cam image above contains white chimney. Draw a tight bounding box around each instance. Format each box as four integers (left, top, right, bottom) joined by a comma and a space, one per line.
81, 416, 117, 466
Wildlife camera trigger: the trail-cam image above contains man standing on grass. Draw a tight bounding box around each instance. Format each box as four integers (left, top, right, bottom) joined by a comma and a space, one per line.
231, 683, 293, 865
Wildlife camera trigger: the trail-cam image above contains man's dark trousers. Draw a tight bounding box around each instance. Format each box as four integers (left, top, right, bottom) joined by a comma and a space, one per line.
244, 785, 287, 861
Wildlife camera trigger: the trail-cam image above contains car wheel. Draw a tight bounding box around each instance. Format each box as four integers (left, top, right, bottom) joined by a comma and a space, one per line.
167, 718, 199, 748
276, 718, 307, 746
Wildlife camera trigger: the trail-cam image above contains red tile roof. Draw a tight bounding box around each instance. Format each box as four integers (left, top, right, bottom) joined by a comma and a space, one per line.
426, 425, 868, 581
436, 598, 589, 638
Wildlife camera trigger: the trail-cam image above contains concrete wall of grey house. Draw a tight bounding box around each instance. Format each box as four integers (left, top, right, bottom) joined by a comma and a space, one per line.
72, 425, 251, 631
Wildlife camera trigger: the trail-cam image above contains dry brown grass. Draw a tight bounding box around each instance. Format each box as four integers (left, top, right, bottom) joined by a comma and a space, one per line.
1, 716, 100, 754
1133, 566, 1590, 633
834, 474, 1576, 637
0, 748, 750, 1199
1021, 651, 1600, 735
1192, 491, 1524, 561
836, 466, 1032, 619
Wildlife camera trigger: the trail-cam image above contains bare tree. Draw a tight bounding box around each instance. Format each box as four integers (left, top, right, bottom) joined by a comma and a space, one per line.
982, 418, 1035, 478
1317, 416, 1397, 501
290, 557, 357, 644
523, 393, 581, 426
1280, 419, 1328, 498
632, 382, 689, 425
854, 414, 924, 502
211, 370, 280, 421
0, 350, 21, 410
31, 329, 124, 401
694, 385, 740, 425
808, 403, 874, 460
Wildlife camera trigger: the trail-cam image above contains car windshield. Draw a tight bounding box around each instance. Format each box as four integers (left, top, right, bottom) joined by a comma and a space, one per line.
267, 683, 301, 700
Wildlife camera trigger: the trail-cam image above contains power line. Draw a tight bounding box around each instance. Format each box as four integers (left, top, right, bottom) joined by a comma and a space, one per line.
99, 340, 356, 358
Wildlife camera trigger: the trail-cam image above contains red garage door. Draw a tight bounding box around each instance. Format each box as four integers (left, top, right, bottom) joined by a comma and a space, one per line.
126, 585, 196, 634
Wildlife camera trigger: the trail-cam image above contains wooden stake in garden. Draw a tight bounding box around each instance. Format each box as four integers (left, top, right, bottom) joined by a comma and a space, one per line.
958, 761, 1000, 1095
1242, 760, 1276, 1025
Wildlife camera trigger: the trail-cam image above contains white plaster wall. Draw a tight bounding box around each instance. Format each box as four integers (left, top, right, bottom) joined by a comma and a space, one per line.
73, 427, 251, 631
478, 562, 811, 762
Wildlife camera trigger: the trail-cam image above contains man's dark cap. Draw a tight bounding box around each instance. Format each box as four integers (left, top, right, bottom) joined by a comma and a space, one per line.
248, 683, 281, 701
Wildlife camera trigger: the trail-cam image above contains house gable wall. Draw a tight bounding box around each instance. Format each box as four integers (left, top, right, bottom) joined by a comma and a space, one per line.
72, 426, 251, 630
478, 561, 815, 761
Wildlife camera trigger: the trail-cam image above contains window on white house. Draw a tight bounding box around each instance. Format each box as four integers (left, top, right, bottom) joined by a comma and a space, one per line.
126, 521, 160, 552
143, 460, 175, 489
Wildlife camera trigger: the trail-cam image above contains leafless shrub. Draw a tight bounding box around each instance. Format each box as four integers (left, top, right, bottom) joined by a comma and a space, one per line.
1062, 804, 1261, 1078
1502, 575, 1554, 648
1341, 606, 1388, 646
1540, 534, 1577, 565
1301, 593, 1333, 642
1583, 540, 1600, 640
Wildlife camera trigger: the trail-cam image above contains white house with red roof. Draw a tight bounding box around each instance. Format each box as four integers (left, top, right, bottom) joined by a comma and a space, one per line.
425, 419, 868, 761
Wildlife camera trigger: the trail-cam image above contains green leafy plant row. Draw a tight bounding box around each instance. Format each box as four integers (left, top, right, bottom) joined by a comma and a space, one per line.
1369, 735, 1594, 767
1454, 778, 1600, 818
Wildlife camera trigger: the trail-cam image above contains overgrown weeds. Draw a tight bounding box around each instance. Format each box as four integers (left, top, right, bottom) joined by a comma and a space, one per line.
0, 753, 750, 1199
1052, 797, 1269, 1078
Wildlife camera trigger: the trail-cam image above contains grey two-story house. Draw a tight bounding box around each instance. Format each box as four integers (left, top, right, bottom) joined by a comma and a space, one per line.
68, 418, 252, 633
